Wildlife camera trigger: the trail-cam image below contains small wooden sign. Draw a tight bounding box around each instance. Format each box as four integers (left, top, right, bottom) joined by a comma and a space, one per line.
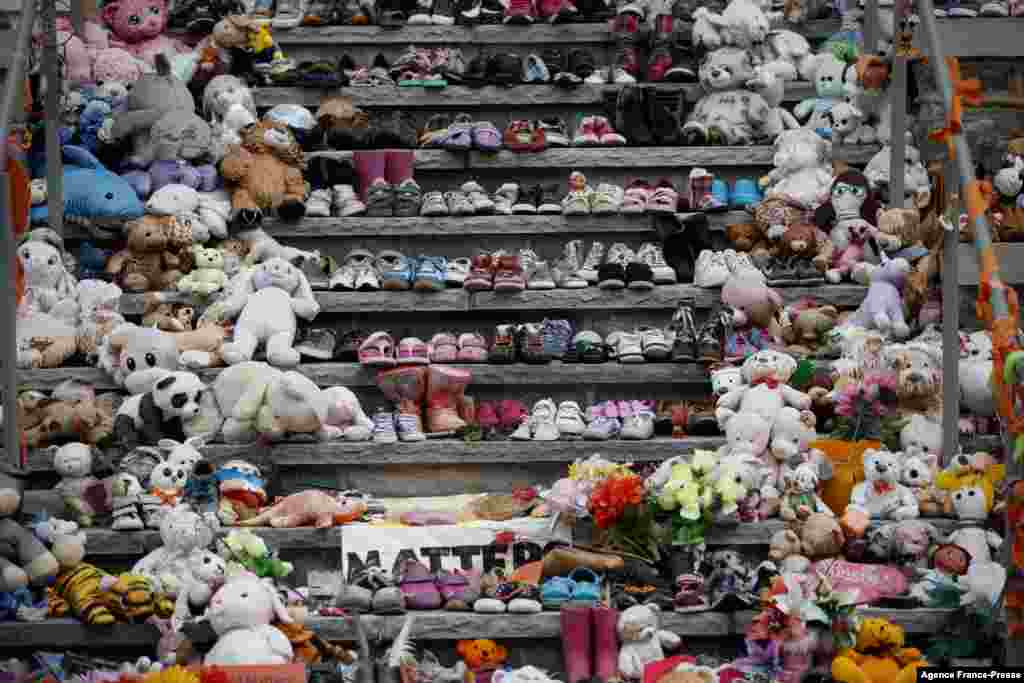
200, 664, 307, 683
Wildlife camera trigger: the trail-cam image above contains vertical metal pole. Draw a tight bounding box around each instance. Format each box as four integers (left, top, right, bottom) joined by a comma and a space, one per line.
889, 59, 907, 207
42, 0, 64, 236
863, 0, 879, 54
0, 1, 40, 469
942, 186, 960, 466
71, 0, 85, 37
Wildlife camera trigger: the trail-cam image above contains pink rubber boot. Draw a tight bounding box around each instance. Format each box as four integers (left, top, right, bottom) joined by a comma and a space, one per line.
561, 605, 594, 683
592, 606, 621, 682
353, 150, 388, 200
426, 366, 472, 433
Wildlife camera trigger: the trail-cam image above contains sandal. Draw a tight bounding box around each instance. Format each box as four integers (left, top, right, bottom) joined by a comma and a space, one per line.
472, 121, 502, 152
358, 331, 396, 368
568, 567, 602, 604
397, 559, 443, 610
541, 576, 576, 609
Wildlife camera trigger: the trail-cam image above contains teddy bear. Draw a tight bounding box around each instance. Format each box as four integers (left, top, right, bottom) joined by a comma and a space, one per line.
105, 215, 186, 292
866, 519, 940, 568
681, 47, 788, 147
132, 507, 217, 597
885, 342, 943, 418
75, 279, 126, 365
766, 222, 828, 282
220, 239, 250, 277
456, 639, 508, 677
617, 604, 683, 681
32, 16, 146, 88
780, 462, 834, 523
799, 511, 845, 559
899, 451, 945, 516
727, 222, 773, 268
177, 246, 228, 297
221, 119, 307, 227
756, 129, 834, 239
717, 411, 772, 461
721, 271, 785, 354
768, 528, 811, 574
832, 618, 927, 683
846, 256, 912, 339
141, 295, 195, 333
846, 449, 920, 521
794, 52, 860, 140
219, 257, 319, 368
114, 371, 206, 447
20, 391, 117, 449
16, 307, 80, 370
863, 138, 932, 208
101, 0, 190, 67
712, 452, 772, 522
958, 330, 997, 435
52, 441, 116, 527
716, 350, 813, 430
201, 573, 295, 665
780, 304, 840, 350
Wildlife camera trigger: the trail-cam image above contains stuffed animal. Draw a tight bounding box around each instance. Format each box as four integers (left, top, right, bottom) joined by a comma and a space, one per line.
866, 520, 940, 567
114, 371, 206, 446
617, 604, 683, 681
768, 528, 811, 574
780, 305, 840, 349
682, 48, 787, 146
16, 308, 79, 370
239, 490, 366, 529
959, 330, 996, 434
146, 184, 231, 241
171, 549, 226, 631
831, 618, 927, 683
710, 365, 744, 398
321, 386, 375, 441
846, 256, 912, 339
770, 222, 828, 278
76, 279, 126, 365
105, 215, 186, 292
763, 409, 828, 516
0, 517, 62, 592
219, 258, 319, 368
794, 52, 860, 140
716, 350, 812, 429
712, 453, 771, 522
141, 297, 195, 332
937, 470, 1002, 522
48, 562, 174, 625
52, 442, 118, 527
692, 0, 771, 50
204, 573, 295, 665
727, 222, 773, 268
214, 459, 267, 525
814, 171, 887, 284
756, 129, 834, 239
780, 463, 834, 522
177, 246, 228, 296
717, 412, 772, 461
133, 507, 216, 597
863, 138, 931, 207
101, 0, 189, 67
899, 451, 944, 516
721, 271, 784, 349
799, 512, 845, 559
17, 229, 79, 321
885, 342, 943, 417
457, 639, 508, 671
220, 119, 307, 227
100, 321, 227, 392
847, 449, 920, 521
20, 391, 117, 449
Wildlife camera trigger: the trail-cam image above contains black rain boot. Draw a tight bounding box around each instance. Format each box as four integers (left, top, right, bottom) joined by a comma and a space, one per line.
615, 85, 654, 146
647, 86, 685, 145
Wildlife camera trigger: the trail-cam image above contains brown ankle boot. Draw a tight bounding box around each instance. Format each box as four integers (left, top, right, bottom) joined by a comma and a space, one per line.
541, 546, 624, 578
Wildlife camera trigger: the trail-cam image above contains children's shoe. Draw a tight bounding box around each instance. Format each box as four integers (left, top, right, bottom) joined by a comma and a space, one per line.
456, 332, 489, 362
646, 179, 679, 213
512, 185, 538, 214
432, 0, 457, 23
693, 250, 730, 288
608, 331, 644, 363
398, 337, 431, 365
337, 330, 370, 362
446, 257, 471, 287
593, 115, 627, 145
518, 322, 549, 363
489, 324, 519, 363
504, 120, 536, 152
494, 254, 527, 293
504, 0, 536, 22
621, 400, 655, 439
414, 256, 448, 292
273, 0, 308, 28
333, 185, 367, 217
565, 330, 606, 362
508, 412, 533, 440
730, 178, 762, 209
640, 327, 671, 360
470, 121, 502, 152
554, 239, 589, 289
572, 115, 601, 146
329, 261, 357, 291
696, 310, 726, 363
296, 328, 340, 361
306, 188, 332, 217
621, 180, 652, 214
542, 318, 573, 359
408, 0, 435, 22
583, 402, 621, 440
446, 191, 475, 216
529, 398, 559, 440
462, 181, 496, 214
556, 401, 586, 437
625, 261, 655, 291
429, 332, 459, 363
527, 259, 557, 290
578, 241, 605, 283
354, 260, 381, 291
421, 191, 450, 217
537, 184, 562, 214
637, 243, 677, 284
394, 179, 423, 218
493, 183, 519, 215
373, 410, 399, 443
562, 190, 591, 215
669, 303, 697, 362
523, 54, 551, 82
538, 117, 570, 147
591, 183, 624, 215
464, 253, 496, 291
478, 401, 501, 438
360, 332, 397, 368
366, 178, 396, 217
688, 168, 715, 211
708, 179, 730, 212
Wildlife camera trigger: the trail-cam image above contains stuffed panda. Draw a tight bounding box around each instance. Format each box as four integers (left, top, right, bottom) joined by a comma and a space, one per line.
114, 372, 205, 447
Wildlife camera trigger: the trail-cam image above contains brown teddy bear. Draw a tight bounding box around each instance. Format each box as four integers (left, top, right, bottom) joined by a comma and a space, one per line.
106, 216, 186, 292
221, 119, 307, 227
726, 222, 773, 267
781, 305, 840, 349
778, 223, 821, 261
19, 392, 116, 448
798, 511, 845, 559
141, 293, 195, 332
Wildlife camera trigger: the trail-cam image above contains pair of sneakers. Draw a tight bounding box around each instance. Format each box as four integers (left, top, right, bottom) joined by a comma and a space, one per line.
583, 400, 656, 440
597, 243, 658, 291
335, 250, 449, 292
669, 303, 728, 363
306, 184, 368, 218
621, 179, 680, 214
606, 328, 671, 363
572, 115, 627, 146
478, 400, 530, 439
464, 252, 528, 293
421, 183, 496, 217
365, 178, 423, 217
693, 249, 761, 288
510, 399, 586, 440
372, 409, 425, 443
427, 332, 489, 362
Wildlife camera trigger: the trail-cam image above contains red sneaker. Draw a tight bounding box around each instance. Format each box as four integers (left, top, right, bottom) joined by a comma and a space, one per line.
530, 122, 548, 152
493, 254, 527, 293
463, 253, 496, 291
504, 120, 535, 152
504, 0, 535, 23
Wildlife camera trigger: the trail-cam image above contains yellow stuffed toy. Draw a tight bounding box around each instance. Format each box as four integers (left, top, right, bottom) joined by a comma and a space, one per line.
832, 618, 927, 683
48, 563, 174, 625
456, 639, 508, 671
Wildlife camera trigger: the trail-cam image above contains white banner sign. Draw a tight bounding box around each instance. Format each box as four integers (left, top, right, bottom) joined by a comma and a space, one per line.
340, 519, 569, 580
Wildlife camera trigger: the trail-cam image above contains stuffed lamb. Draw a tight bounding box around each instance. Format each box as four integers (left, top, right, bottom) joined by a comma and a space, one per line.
219, 257, 319, 368
132, 506, 216, 596
204, 573, 294, 666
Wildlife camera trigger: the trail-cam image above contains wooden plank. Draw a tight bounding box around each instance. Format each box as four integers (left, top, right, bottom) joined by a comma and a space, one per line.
253, 82, 818, 108
922, 19, 1024, 58
26, 436, 728, 472
958, 243, 1024, 285
18, 361, 711, 392
0, 620, 162, 649
258, 214, 658, 237
730, 607, 957, 635
467, 145, 880, 169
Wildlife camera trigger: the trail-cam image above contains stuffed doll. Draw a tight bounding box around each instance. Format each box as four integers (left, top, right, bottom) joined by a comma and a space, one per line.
133, 507, 216, 597
214, 459, 267, 525
908, 542, 971, 604
794, 51, 860, 140
17, 228, 78, 321
780, 462, 834, 523
813, 171, 889, 284
617, 604, 683, 680
177, 246, 228, 296
831, 618, 927, 683
146, 184, 231, 242
716, 349, 813, 429
105, 215, 186, 291
220, 119, 307, 227
846, 449, 920, 521
846, 256, 912, 339
240, 490, 367, 528
682, 48, 789, 146
219, 257, 319, 368
780, 304, 840, 351
114, 371, 206, 447
756, 129, 835, 240
52, 442, 117, 527
204, 573, 295, 665
101, 0, 189, 67
76, 279, 125, 365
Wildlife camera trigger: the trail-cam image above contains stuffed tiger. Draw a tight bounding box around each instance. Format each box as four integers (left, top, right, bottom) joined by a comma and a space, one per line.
48, 563, 174, 625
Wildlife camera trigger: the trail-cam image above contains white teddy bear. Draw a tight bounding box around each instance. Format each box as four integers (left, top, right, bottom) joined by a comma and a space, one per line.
847, 449, 920, 520
717, 412, 772, 461
204, 574, 294, 666
219, 257, 320, 368
132, 507, 216, 597
617, 605, 682, 681
715, 350, 812, 429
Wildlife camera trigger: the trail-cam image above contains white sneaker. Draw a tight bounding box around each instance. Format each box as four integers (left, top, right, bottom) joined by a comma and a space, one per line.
306, 188, 332, 217
590, 183, 624, 215
372, 411, 398, 444
637, 242, 677, 284
694, 250, 730, 288
446, 257, 471, 286
562, 189, 591, 216
610, 67, 636, 84
584, 68, 609, 85
354, 263, 380, 291
722, 249, 759, 277
462, 181, 495, 214
578, 241, 605, 284
530, 398, 560, 441
608, 331, 644, 363
620, 401, 655, 440
605, 242, 635, 267
555, 401, 586, 437
640, 327, 671, 360
333, 184, 366, 217
493, 183, 518, 215
446, 190, 475, 216
554, 239, 589, 289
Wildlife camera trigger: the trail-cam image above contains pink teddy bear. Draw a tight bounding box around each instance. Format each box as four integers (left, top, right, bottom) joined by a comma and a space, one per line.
33, 17, 147, 86
101, 0, 189, 67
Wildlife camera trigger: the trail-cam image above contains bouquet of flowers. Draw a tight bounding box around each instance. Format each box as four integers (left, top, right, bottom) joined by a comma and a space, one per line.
829, 372, 901, 443
653, 450, 736, 545
218, 529, 293, 580
588, 470, 663, 563
543, 454, 635, 519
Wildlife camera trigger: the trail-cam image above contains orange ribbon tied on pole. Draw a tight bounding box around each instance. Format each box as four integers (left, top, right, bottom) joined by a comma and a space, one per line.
928, 58, 984, 159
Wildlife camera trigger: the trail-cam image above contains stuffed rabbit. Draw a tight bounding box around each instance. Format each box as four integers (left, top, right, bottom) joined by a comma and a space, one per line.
204, 573, 294, 665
